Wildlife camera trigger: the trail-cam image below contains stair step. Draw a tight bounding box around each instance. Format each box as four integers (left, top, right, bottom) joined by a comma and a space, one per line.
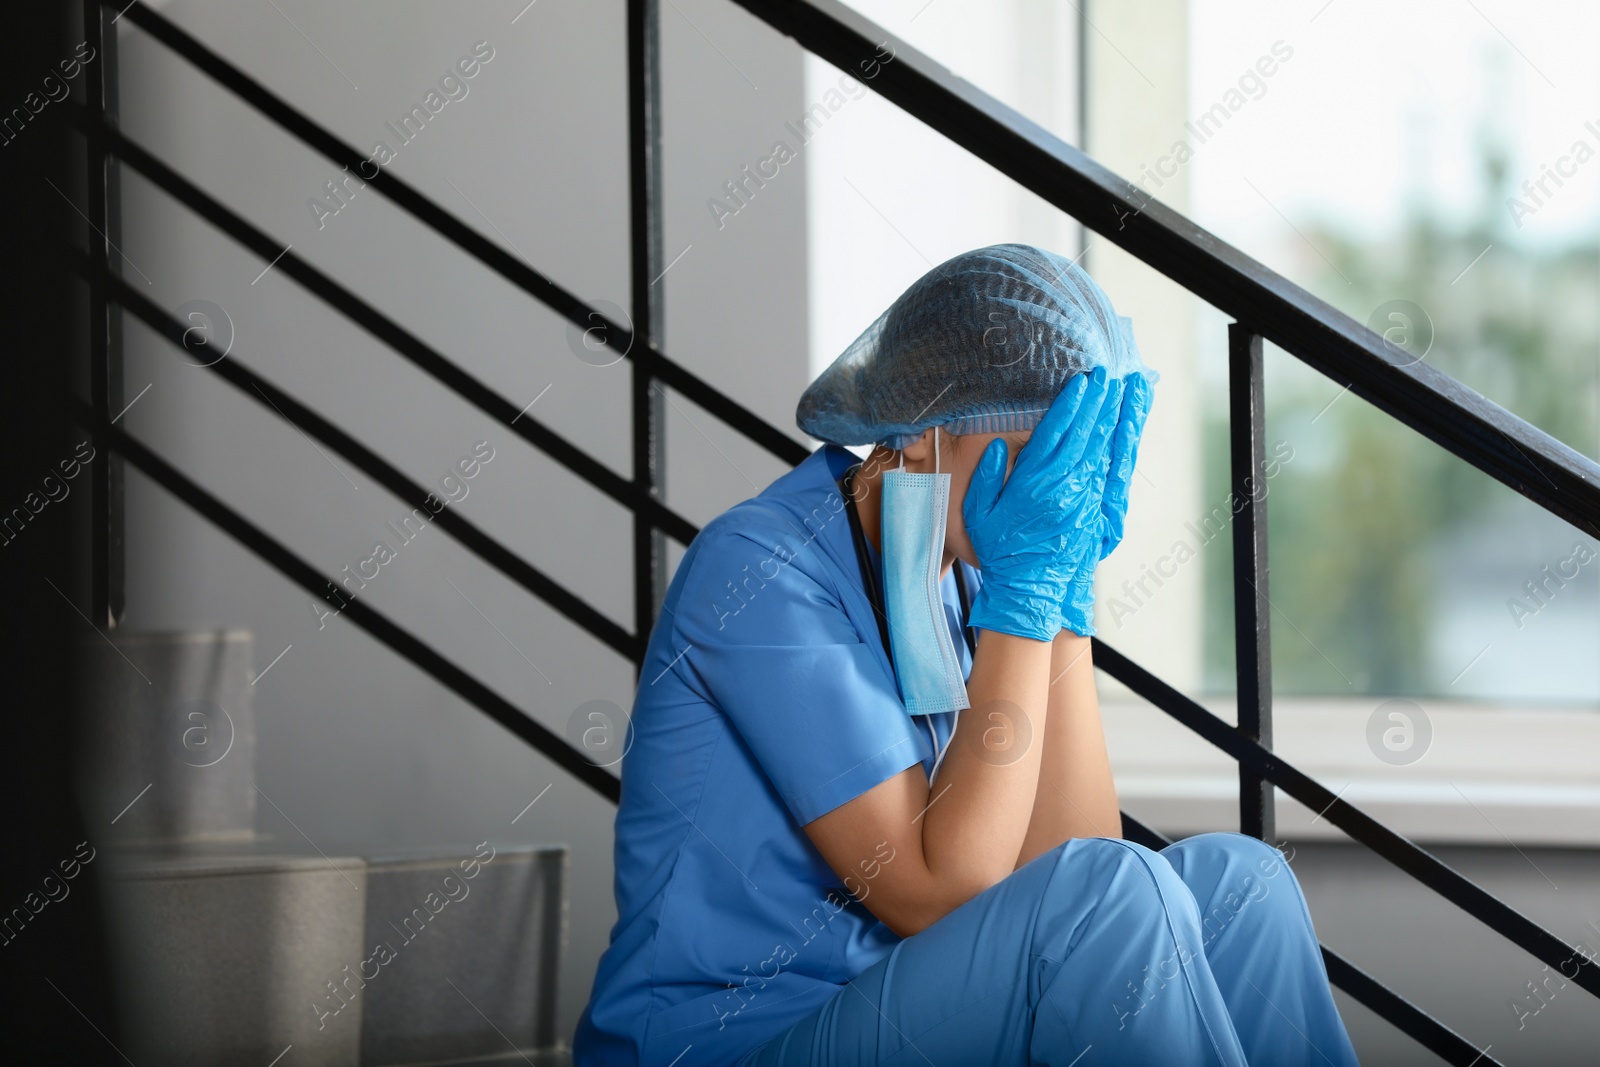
104, 852, 368, 1067
101, 842, 568, 1067
79, 629, 257, 843
359, 846, 567, 1067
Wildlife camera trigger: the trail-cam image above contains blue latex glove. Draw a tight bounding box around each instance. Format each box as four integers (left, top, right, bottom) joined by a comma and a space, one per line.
1059, 373, 1153, 634
963, 367, 1123, 641
1098, 372, 1155, 561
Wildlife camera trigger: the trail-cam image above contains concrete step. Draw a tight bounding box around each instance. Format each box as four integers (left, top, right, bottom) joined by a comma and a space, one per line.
103, 851, 368, 1067
100, 842, 568, 1067
78, 629, 257, 843
358, 846, 567, 1067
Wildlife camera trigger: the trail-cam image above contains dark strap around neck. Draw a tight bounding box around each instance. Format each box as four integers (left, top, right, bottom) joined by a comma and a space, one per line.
952, 559, 978, 657
840, 465, 895, 673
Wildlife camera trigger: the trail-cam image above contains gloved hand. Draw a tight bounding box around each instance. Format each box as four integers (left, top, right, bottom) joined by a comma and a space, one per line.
963, 367, 1123, 640
1097, 372, 1154, 561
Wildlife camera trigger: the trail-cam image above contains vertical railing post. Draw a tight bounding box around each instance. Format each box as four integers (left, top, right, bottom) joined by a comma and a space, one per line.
627, 0, 667, 672
1229, 322, 1274, 841
83, 0, 124, 629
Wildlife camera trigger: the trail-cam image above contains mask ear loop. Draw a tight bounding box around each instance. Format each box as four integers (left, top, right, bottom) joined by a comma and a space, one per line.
929, 717, 955, 784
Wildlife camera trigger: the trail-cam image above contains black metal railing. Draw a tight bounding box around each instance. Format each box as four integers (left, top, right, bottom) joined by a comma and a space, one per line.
74, 2, 1600, 1063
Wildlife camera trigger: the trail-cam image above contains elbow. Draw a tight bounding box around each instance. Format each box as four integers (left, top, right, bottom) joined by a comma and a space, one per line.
880, 900, 949, 939
876, 869, 1009, 938
879, 911, 926, 939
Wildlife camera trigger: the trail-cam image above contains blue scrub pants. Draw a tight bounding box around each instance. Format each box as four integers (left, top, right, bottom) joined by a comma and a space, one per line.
740, 833, 1358, 1066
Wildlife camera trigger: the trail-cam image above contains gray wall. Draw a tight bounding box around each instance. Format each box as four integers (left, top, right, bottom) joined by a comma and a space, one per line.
1294, 842, 1600, 1067
111, 0, 808, 1043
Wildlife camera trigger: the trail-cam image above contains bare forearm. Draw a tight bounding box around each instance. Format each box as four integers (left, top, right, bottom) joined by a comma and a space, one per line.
1015, 633, 1121, 868
921, 628, 1053, 899
805, 629, 1061, 937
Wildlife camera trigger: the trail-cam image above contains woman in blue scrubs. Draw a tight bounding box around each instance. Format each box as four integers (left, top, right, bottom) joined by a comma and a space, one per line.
574, 245, 1358, 1066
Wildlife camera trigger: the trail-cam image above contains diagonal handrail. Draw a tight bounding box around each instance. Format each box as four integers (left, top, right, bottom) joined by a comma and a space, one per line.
69, 105, 700, 553
1092, 637, 1600, 999
1318, 951, 1502, 1067
728, 0, 1600, 540
78, 405, 625, 803
83, 259, 640, 662
109, 0, 810, 470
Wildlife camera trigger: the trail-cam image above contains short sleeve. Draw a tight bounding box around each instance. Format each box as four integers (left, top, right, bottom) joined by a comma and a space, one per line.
671, 524, 925, 826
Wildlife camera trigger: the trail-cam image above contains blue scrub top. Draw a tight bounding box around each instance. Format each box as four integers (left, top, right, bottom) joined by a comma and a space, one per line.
574, 445, 978, 1067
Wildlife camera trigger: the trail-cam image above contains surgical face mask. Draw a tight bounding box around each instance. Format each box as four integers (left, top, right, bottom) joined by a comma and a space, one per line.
880, 429, 970, 716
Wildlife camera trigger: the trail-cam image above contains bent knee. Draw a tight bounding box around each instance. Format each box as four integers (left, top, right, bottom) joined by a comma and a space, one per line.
1046, 835, 1168, 881
1035, 836, 1196, 928
1164, 832, 1291, 884
1165, 833, 1313, 935
1015, 839, 1213, 969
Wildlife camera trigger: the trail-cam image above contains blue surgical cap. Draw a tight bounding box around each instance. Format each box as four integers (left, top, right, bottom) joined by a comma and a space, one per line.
796, 243, 1156, 448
